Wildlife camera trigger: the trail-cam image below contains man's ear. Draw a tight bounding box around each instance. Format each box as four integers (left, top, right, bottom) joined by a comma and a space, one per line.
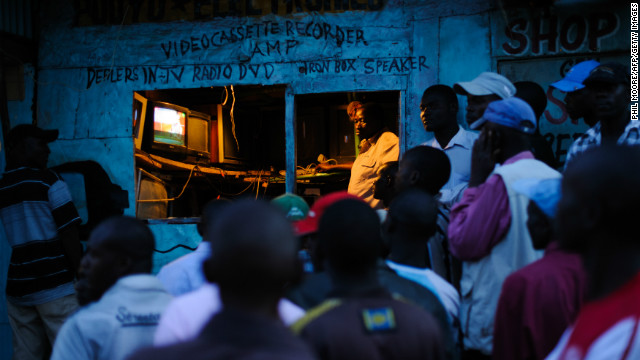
115, 256, 133, 276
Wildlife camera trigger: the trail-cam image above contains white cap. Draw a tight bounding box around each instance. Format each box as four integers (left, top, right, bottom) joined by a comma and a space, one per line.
454, 72, 516, 99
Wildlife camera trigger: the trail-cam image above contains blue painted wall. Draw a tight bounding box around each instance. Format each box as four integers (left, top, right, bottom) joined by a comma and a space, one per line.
0, 1, 630, 358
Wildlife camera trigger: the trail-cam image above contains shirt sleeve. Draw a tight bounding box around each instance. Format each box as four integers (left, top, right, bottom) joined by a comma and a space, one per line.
378, 133, 400, 165
153, 302, 184, 346
49, 179, 82, 231
447, 174, 511, 261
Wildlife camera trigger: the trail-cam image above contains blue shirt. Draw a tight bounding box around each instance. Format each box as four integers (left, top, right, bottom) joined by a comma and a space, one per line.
156, 241, 210, 296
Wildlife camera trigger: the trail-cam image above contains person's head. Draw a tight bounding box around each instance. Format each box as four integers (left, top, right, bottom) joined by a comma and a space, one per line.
470, 97, 536, 163
420, 85, 459, 134
347, 101, 363, 121
550, 60, 600, 125
271, 193, 309, 221
5, 124, 59, 170
395, 146, 450, 195
512, 178, 562, 250
454, 72, 516, 126
76, 216, 155, 305
203, 199, 301, 309
319, 198, 381, 278
382, 189, 438, 250
353, 102, 385, 140
294, 191, 363, 271
557, 145, 640, 255
197, 198, 232, 238
515, 81, 548, 121
583, 63, 631, 123
373, 161, 399, 208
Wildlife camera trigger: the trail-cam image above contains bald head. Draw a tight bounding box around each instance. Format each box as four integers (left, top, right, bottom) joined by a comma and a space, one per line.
204, 199, 299, 296
395, 146, 451, 195
77, 216, 154, 305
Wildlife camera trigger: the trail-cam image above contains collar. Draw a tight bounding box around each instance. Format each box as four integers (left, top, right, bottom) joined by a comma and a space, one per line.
360, 127, 389, 153
431, 127, 475, 150
104, 274, 166, 296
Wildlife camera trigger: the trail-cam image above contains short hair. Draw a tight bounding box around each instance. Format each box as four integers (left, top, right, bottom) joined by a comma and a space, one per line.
558, 145, 640, 252
388, 189, 439, 238
197, 198, 231, 238
203, 199, 299, 294
515, 81, 548, 120
422, 84, 459, 109
399, 146, 451, 194
319, 199, 381, 275
94, 216, 155, 272
347, 101, 363, 119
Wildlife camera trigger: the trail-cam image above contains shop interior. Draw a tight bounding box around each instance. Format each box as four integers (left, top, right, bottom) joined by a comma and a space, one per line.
133, 86, 399, 219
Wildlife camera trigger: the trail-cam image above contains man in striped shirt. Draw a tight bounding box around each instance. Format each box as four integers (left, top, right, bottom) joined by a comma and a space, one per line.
0, 124, 82, 359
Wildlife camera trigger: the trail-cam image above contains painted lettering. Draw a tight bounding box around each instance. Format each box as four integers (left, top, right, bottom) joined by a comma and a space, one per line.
501, 12, 619, 56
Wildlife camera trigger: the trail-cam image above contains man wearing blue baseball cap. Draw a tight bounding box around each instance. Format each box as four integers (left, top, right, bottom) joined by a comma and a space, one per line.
448, 97, 561, 357
564, 62, 640, 169
492, 178, 587, 360
550, 60, 600, 127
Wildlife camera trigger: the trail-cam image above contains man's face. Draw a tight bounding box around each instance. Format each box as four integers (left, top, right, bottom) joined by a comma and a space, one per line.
465, 94, 501, 127
373, 166, 396, 206
76, 234, 121, 305
353, 108, 380, 140
588, 82, 630, 121
564, 88, 595, 125
420, 93, 453, 133
554, 177, 588, 253
394, 160, 413, 194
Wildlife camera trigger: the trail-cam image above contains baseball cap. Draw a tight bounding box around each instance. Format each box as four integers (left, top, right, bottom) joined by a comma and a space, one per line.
271, 193, 309, 221
584, 62, 630, 86
470, 97, 537, 134
549, 60, 600, 92
512, 177, 562, 218
294, 191, 364, 236
453, 72, 516, 99
7, 124, 59, 148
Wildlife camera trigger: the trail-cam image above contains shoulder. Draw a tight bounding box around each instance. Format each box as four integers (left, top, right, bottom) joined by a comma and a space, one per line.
379, 131, 399, 144
291, 298, 342, 335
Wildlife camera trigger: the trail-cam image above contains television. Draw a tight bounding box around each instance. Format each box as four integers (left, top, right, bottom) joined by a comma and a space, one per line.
148, 101, 188, 159
217, 104, 251, 165
133, 92, 147, 150
186, 110, 211, 164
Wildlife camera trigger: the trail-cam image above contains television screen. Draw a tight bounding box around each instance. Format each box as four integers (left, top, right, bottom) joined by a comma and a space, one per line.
153, 106, 186, 146
188, 113, 209, 153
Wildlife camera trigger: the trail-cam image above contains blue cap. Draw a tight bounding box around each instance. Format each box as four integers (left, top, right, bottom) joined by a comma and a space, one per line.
470, 97, 537, 134
512, 178, 562, 218
550, 60, 600, 92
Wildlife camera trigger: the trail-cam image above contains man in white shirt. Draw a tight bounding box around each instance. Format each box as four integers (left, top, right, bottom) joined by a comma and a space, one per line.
420, 85, 478, 205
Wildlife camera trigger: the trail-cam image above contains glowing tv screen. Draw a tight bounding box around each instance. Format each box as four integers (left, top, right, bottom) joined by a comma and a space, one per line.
153, 106, 186, 146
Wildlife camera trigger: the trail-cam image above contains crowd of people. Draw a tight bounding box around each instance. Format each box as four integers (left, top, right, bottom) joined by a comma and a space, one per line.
1, 60, 638, 360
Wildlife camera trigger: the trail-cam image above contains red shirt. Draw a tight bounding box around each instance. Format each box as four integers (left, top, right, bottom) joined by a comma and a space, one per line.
492, 242, 587, 360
